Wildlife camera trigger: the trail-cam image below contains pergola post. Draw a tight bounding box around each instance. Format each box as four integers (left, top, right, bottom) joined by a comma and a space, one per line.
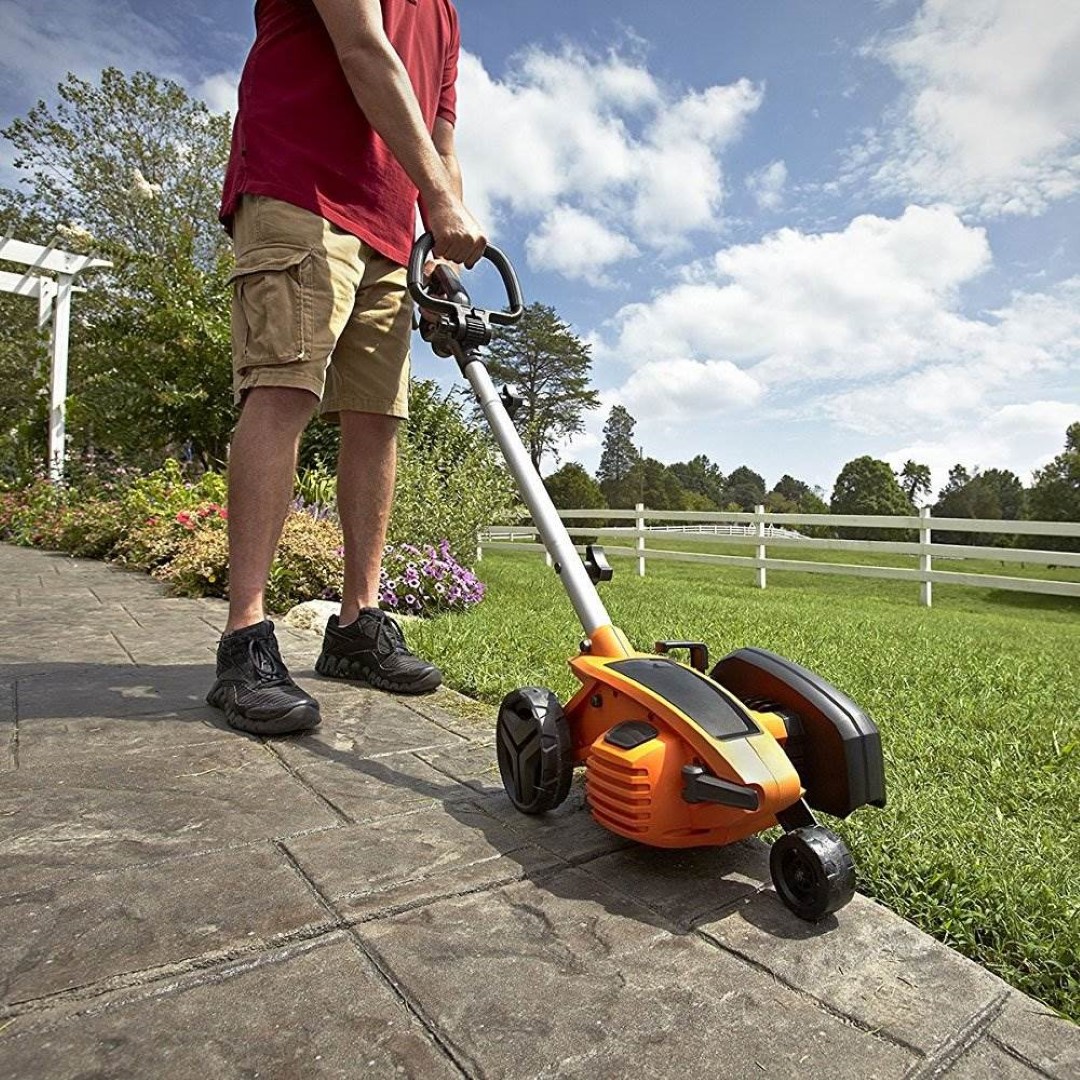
0, 237, 110, 482
48, 273, 74, 482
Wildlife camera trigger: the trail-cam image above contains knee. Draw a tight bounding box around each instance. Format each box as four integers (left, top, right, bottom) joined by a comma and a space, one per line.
239, 386, 320, 429
341, 411, 400, 444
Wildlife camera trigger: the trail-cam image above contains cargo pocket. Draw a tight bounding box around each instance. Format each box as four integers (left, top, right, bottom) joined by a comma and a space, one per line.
229, 246, 314, 371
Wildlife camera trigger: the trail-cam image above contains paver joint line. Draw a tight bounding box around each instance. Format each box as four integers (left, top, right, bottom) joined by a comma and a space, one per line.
7, 681, 17, 770
273, 825, 477, 1080
261, 739, 354, 824
695, 923, 922, 1055
0, 931, 354, 1043
119, 603, 145, 629
345, 927, 478, 1080
901, 990, 1011, 1080
986, 1032, 1064, 1080
0, 828, 350, 904
273, 839, 349, 922
108, 629, 139, 666
0, 921, 345, 1024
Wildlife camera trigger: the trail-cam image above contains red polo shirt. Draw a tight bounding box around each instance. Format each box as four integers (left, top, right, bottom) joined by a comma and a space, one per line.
220, 0, 460, 267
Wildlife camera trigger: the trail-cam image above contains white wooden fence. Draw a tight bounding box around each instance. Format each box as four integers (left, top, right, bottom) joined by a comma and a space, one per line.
479, 504, 1080, 607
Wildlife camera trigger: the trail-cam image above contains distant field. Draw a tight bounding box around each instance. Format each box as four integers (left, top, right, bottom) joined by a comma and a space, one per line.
407, 549, 1080, 1020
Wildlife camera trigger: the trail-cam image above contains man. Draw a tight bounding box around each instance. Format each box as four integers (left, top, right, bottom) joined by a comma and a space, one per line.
208, 0, 485, 736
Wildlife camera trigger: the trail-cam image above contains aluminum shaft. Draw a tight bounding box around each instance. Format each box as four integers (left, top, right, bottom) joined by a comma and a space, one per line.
463, 357, 611, 637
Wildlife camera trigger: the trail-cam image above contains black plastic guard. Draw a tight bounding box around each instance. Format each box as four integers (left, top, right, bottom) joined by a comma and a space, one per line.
709, 647, 886, 818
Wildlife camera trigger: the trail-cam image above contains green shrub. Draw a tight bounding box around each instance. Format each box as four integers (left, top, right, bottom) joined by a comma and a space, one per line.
391, 380, 514, 560
54, 496, 129, 558
294, 466, 338, 517
154, 507, 230, 598
264, 514, 345, 612
113, 461, 228, 568
0, 480, 67, 548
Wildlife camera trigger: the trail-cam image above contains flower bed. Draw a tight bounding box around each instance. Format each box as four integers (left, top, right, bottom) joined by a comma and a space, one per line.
0, 462, 485, 618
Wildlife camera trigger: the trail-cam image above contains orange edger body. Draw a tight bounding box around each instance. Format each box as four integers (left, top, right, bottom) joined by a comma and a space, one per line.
565, 636, 802, 849
408, 236, 887, 921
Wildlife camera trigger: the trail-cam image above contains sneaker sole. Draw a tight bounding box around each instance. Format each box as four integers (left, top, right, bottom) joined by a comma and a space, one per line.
314, 652, 442, 695
206, 682, 321, 736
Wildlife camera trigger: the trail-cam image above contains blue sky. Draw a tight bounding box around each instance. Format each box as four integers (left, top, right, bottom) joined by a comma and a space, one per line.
1, 0, 1077, 495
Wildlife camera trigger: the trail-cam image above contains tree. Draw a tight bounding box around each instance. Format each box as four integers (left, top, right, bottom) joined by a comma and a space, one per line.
797, 489, 836, 538
771, 474, 812, 504
0, 193, 52, 481
723, 465, 766, 511
482, 302, 599, 471
830, 455, 914, 540
544, 462, 608, 532
628, 457, 687, 511
597, 405, 641, 508
934, 466, 1026, 546
940, 464, 972, 498
2, 69, 235, 469
1026, 423, 1080, 551
669, 454, 725, 508
899, 460, 932, 504
765, 474, 834, 536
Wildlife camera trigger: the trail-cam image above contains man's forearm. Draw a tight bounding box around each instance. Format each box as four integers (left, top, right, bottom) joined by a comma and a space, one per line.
335, 37, 457, 214
441, 150, 463, 201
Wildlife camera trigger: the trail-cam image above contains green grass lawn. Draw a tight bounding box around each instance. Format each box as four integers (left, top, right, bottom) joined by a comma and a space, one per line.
407, 549, 1080, 1021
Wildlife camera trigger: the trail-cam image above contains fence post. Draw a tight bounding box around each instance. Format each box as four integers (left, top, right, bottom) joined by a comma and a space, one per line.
755, 504, 767, 590
476, 532, 483, 563
920, 506, 933, 608
636, 503, 646, 577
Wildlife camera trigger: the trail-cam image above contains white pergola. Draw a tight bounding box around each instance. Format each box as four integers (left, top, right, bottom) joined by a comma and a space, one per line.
0, 235, 111, 481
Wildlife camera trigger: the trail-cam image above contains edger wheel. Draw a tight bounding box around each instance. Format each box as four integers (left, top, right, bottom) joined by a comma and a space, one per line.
770, 826, 856, 921
496, 687, 574, 815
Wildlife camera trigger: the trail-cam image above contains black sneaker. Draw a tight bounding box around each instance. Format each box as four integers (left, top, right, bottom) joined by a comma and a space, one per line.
316, 609, 442, 694
207, 620, 321, 735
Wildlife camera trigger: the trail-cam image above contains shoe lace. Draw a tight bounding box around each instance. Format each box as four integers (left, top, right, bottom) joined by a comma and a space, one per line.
373, 613, 409, 655
248, 633, 293, 686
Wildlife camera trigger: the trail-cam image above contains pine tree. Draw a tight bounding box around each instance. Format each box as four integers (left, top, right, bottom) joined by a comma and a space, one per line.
482, 302, 599, 471
597, 405, 641, 508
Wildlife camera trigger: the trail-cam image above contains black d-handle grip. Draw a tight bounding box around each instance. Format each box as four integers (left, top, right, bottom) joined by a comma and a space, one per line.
407, 231, 525, 326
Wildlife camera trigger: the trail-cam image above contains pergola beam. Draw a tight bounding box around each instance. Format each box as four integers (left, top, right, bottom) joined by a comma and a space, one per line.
0, 236, 109, 277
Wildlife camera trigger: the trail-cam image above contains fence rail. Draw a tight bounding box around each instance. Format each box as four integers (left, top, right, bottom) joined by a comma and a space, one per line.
478, 504, 1080, 606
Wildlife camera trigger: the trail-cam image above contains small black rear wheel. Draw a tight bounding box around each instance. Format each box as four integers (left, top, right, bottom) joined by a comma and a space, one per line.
770, 826, 856, 921
496, 687, 574, 815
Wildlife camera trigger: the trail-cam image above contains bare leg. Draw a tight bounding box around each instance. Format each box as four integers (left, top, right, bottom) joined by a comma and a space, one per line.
226, 386, 319, 632
337, 410, 399, 625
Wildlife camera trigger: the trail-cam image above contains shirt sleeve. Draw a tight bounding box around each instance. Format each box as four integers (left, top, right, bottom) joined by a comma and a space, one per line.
436, 3, 460, 125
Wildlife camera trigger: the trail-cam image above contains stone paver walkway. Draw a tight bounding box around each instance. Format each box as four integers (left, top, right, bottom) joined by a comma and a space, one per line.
1, 544, 1076, 1079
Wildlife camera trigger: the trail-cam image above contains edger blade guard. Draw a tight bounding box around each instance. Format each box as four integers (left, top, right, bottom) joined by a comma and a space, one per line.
710, 647, 887, 818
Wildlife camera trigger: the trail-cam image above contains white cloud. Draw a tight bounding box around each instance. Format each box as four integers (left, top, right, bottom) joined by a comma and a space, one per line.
885, 400, 1079, 490
866, 0, 1080, 214
589, 206, 1078, 482
455, 48, 762, 263
525, 206, 638, 283
0, 0, 181, 101
195, 71, 240, 116
0, 0, 239, 173
618, 358, 763, 420
605, 205, 992, 379
745, 160, 788, 211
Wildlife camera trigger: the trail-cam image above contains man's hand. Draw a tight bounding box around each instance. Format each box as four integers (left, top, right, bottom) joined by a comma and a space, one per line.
425, 196, 486, 268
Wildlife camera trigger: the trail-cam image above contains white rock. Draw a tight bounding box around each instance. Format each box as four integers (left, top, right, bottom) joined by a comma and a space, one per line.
281, 599, 339, 632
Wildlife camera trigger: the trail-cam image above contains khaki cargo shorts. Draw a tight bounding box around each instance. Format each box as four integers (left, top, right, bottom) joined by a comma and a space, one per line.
229, 194, 412, 419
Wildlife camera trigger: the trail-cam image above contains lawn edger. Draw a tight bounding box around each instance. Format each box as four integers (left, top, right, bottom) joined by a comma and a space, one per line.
408, 236, 886, 921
